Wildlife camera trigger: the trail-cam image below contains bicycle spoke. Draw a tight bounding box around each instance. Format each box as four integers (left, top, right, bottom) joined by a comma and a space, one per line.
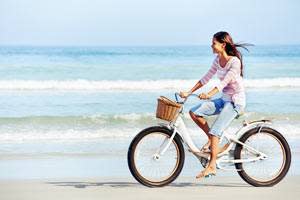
133, 132, 180, 182
240, 132, 285, 182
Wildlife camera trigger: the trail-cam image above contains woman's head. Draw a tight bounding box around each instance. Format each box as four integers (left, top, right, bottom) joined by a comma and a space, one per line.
211, 31, 251, 77
211, 31, 235, 55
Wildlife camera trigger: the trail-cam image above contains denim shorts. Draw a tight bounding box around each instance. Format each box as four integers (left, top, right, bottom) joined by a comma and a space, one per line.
190, 98, 244, 138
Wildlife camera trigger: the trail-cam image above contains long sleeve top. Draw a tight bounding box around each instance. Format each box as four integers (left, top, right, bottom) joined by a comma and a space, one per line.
199, 56, 246, 108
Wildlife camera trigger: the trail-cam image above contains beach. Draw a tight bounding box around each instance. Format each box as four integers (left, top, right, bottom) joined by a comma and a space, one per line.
0, 45, 300, 198
1, 176, 300, 200
0, 136, 299, 200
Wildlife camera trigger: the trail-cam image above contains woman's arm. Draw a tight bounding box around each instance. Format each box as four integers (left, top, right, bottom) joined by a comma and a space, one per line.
180, 81, 203, 98
199, 58, 218, 85
199, 87, 219, 99
188, 81, 203, 94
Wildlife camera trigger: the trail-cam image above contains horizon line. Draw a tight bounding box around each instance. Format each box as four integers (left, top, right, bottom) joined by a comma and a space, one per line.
1, 43, 300, 47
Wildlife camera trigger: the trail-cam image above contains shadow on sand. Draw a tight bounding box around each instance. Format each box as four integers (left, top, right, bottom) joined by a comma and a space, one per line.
46, 181, 250, 189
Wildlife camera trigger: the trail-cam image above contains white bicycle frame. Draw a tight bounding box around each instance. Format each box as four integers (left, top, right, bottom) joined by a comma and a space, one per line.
158, 93, 272, 171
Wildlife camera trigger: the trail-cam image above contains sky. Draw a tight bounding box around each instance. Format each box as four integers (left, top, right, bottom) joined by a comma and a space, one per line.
0, 0, 299, 46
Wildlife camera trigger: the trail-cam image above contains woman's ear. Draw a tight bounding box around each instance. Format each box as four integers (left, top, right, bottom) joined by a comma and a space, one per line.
221, 43, 226, 49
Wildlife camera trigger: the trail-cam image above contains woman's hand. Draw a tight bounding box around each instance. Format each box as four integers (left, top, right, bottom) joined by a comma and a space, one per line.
199, 93, 211, 100
179, 91, 190, 98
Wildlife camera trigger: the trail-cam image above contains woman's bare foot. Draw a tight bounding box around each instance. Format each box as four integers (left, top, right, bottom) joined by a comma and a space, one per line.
196, 166, 217, 179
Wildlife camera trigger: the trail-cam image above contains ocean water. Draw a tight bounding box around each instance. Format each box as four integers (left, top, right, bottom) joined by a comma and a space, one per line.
0, 45, 299, 179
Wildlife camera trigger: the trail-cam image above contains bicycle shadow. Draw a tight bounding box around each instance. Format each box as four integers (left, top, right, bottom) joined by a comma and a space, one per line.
46, 181, 250, 189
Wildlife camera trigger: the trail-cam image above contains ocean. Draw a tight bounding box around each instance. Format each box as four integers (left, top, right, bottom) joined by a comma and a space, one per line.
0, 45, 299, 179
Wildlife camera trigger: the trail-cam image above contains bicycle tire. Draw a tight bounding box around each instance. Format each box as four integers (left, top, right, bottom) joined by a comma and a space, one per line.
127, 126, 185, 187
234, 127, 291, 187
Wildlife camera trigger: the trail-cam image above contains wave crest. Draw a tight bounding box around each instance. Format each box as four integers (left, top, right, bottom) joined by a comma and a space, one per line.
0, 78, 299, 91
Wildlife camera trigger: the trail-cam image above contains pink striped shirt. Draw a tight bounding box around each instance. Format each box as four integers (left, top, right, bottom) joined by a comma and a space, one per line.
200, 56, 246, 108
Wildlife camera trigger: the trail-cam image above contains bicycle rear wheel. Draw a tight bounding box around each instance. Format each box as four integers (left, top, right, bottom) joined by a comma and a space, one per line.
234, 127, 291, 187
127, 126, 185, 187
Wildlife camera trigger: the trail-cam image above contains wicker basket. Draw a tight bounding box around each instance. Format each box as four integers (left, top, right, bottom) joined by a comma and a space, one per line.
156, 96, 182, 121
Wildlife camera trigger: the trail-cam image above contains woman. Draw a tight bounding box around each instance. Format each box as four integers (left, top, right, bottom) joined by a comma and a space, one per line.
180, 31, 249, 179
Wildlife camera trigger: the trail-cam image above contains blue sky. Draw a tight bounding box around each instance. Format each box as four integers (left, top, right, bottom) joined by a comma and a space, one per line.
0, 0, 299, 46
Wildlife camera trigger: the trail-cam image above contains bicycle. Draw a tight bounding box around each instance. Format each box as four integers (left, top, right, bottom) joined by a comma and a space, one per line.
127, 92, 291, 187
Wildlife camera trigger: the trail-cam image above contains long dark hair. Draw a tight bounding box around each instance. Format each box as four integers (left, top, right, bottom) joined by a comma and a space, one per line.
213, 31, 252, 77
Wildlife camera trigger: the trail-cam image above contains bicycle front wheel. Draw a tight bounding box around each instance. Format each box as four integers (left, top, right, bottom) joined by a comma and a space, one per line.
127, 126, 185, 187
234, 127, 291, 187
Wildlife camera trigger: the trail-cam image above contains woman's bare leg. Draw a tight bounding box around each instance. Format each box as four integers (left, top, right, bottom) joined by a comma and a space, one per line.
196, 135, 219, 178
189, 111, 210, 136
189, 111, 211, 148
189, 111, 229, 153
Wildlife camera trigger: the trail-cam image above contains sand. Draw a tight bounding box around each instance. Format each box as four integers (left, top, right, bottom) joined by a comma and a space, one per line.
0, 175, 299, 200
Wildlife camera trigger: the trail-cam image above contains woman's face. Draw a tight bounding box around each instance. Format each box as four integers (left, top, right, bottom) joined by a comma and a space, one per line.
211, 38, 225, 54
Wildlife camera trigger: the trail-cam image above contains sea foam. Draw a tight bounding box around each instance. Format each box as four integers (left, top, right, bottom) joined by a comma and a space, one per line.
0, 78, 299, 91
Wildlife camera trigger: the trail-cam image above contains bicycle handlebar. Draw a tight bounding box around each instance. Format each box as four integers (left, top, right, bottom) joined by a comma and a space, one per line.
174, 92, 200, 104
